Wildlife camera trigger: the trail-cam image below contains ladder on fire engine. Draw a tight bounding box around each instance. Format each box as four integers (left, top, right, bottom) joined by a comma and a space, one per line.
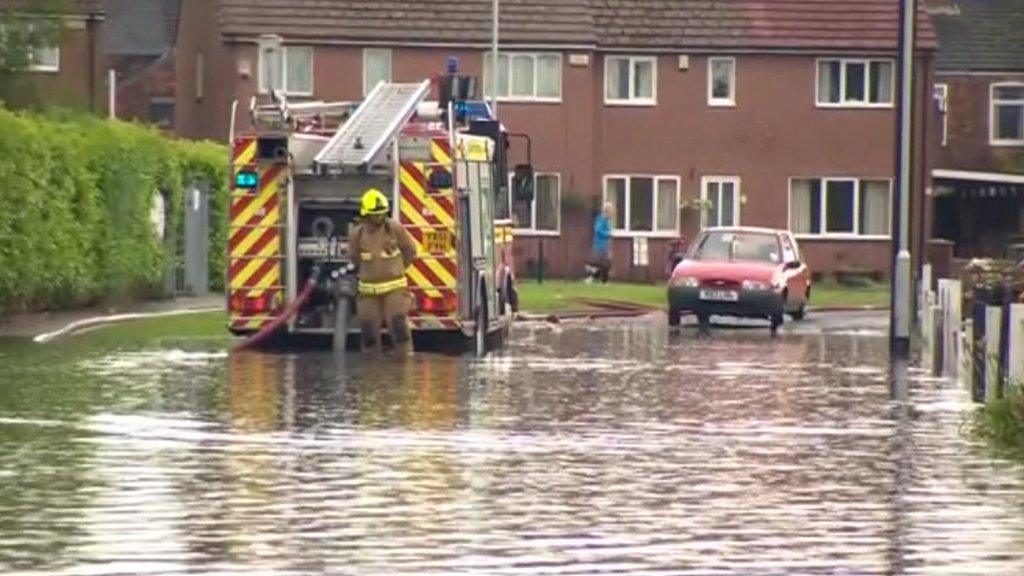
313, 80, 432, 172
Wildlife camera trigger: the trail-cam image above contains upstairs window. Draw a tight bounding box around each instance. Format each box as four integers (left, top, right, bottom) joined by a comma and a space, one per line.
27, 42, 59, 72
817, 59, 893, 107
991, 83, 1024, 145
363, 48, 392, 96
259, 45, 313, 96
605, 56, 656, 105
484, 52, 561, 101
934, 83, 948, 146
708, 57, 735, 106
0, 23, 61, 72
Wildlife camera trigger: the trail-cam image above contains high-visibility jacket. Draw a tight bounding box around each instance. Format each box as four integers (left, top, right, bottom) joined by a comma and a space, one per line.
349, 219, 417, 295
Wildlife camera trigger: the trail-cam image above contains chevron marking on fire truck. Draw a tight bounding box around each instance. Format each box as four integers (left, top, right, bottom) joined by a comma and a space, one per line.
232, 138, 257, 168
399, 164, 455, 228
228, 149, 285, 331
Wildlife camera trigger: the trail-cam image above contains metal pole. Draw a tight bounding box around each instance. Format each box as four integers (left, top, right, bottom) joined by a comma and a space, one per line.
891, 0, 916, 358
108, 69, 116, 119
491, 0, 499, 116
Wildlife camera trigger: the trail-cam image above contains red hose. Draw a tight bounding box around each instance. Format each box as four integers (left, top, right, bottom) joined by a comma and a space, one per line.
233, 275, 319, 351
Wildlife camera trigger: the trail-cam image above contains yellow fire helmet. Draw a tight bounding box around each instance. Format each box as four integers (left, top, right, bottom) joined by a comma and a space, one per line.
360, 188, 389, 217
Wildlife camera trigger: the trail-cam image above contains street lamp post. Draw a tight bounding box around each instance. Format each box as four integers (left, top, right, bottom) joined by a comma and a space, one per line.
892, 0, 917, 358
491, 0, 499, 116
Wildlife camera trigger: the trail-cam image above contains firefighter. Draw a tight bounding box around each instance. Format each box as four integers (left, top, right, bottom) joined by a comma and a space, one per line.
349, 188, 418, 354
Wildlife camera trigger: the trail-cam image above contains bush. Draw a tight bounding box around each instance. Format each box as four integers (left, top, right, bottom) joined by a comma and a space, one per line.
0, 108, 227, 314
973, 383, 1024, 456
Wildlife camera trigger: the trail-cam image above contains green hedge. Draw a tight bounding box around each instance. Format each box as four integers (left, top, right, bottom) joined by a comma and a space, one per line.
0, 108, 228, 314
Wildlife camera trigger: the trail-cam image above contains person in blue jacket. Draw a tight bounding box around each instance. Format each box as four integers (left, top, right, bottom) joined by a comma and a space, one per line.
588, 203, 614, 284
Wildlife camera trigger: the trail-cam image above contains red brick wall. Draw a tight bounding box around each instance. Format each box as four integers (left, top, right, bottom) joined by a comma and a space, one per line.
935, 72, 1024, 173
114, 55, 175, 128
179, 40, 934, 279
20, 19, 102, 110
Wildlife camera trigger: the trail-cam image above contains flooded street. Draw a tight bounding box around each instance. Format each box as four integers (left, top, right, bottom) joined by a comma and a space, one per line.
3, 316, 1024, 575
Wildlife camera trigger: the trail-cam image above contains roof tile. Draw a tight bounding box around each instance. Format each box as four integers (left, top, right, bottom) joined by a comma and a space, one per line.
214, 0, 937, 51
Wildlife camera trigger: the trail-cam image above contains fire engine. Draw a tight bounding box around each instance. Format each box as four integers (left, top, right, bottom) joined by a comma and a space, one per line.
226, 57, 533, 354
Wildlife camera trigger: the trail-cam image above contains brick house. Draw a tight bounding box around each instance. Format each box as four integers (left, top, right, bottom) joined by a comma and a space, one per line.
928, 0, 1024, 262
175, 0, 937, 280
105, 0, 180, 129
0, 0, 105, 110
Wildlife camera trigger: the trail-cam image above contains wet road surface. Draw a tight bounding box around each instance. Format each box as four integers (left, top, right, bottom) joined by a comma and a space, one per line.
2, 314, 1024, 575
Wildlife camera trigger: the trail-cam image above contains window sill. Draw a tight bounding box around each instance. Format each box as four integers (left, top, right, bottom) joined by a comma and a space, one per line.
990, 140, 1024, 147
708, 99, 736, 108
27, 66, 60, 74
604, 99, 657, 107
793, 234, 891, 241
815, 102, 894, 110
513, 229, 560, 237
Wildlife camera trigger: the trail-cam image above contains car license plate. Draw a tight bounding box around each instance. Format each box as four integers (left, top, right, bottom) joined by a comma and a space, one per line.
699, 289, 739, 302
425, 230, 451, 253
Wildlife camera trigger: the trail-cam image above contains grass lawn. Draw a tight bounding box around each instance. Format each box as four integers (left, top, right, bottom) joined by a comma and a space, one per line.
517, 279, 890, 312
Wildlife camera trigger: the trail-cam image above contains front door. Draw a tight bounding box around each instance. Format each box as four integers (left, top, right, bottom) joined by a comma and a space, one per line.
702, 177, 740, 228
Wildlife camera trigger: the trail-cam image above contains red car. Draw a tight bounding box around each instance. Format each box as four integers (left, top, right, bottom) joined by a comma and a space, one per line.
667, 227, 811, 334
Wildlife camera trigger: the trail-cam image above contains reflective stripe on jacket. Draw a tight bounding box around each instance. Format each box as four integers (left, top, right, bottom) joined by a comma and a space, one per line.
358, 277, 408, 296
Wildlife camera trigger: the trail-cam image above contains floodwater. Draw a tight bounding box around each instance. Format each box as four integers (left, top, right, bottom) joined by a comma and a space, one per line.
2, 316, 1024, 575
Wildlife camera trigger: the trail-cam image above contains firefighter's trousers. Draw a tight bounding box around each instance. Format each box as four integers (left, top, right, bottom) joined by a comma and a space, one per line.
356, 285, 411, 354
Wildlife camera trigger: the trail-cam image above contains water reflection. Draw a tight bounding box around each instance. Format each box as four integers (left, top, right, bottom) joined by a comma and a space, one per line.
0, 319, 1023, 574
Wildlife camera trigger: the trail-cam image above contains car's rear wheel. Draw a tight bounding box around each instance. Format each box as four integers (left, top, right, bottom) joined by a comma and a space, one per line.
789, 304, 806, 321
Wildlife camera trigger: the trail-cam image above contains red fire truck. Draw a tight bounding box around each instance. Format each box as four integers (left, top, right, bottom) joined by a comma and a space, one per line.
227, 61, 533, 354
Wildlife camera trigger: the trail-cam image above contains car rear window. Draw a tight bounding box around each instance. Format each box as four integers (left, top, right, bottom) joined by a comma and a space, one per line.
691, 231, 781, 264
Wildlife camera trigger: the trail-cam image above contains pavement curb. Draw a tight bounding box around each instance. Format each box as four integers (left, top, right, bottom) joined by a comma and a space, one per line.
33, 307, 221, 343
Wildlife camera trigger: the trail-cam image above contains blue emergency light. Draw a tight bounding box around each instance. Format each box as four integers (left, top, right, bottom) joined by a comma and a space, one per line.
234, 170, 259, 189
454, 100, 493, 122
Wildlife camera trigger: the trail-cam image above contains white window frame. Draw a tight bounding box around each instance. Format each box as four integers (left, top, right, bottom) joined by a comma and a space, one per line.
815, 58, 895, 109
258, 45, 314, 97
604, 56, 658, 106
362, 48, 392, 96
602, 174, 680, 237
990, 82, 1024, 146
934, 83, 948, 147
511, 172, 561, 236
700, 176, 741, 227
484, 52, 562, 102
707, 57, 736, 107
787, 177, 893, 240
